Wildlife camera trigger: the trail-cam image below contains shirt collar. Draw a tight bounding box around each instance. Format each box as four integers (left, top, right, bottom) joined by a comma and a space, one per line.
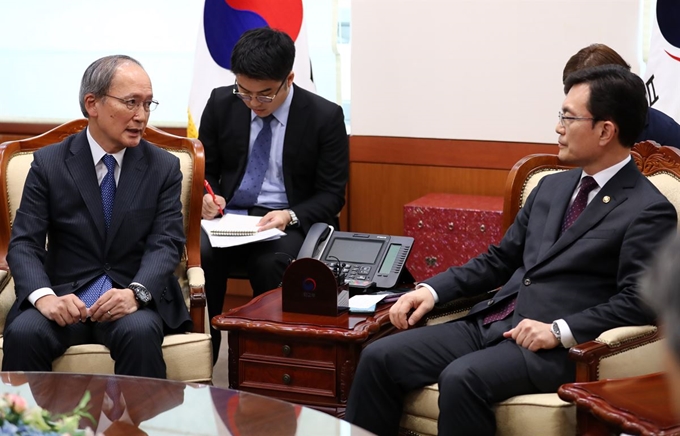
581, 154, 631, 188
86, 127, 126, 167
250, 83, 294, 126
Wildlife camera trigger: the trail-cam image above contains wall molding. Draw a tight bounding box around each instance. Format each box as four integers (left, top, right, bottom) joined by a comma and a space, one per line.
350, 135, 558, 169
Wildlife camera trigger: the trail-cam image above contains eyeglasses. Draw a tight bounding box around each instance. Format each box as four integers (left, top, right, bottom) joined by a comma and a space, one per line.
558, 111, 596, 127
105, 94, 159, 112
233, 79, 286, 103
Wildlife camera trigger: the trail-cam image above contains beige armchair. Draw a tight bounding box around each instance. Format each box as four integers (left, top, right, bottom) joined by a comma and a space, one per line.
0, 119, 212, 383
399, 140, 680, 436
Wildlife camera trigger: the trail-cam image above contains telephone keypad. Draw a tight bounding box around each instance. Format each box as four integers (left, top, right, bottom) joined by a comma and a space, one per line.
324, 261, 372, 283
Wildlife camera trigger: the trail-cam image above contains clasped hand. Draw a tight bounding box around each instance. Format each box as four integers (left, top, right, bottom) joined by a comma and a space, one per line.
35, 288, 139, 326
503, 319, 560, 351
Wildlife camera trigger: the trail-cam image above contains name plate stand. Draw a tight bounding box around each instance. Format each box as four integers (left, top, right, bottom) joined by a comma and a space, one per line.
282, 258, 349, 316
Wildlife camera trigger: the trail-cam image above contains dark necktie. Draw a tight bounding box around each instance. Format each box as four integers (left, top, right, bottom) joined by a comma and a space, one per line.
560, 176, 598, 235
227, 115, 274, 211
77, 155, 116, 308
482, 176, 599, 325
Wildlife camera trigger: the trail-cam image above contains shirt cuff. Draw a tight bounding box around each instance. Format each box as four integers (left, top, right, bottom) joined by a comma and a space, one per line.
416, 283, 439, 304
28, 288, 56, 306
555, 318, 577, 348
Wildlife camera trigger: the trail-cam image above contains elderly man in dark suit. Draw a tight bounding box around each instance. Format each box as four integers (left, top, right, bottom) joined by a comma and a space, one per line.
198, 27, 349, 361
345, 65, 678, 436
2, 55, 191, 378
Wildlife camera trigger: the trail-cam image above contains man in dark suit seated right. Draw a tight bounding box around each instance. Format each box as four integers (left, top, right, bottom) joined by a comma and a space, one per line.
345, 65, 678, 435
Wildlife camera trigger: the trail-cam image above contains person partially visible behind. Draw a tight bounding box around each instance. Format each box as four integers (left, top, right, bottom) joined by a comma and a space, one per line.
198, 27, 349, 362
640, 234, 680, 418
1, 55, 192, 378
563, 43, 680, 148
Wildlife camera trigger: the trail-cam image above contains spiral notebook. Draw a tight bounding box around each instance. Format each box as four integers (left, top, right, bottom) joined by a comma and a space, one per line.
207, 213, 263, 236
201, 214, 286, 248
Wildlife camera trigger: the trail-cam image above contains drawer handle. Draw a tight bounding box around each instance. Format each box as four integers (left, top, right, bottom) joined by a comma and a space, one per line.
480, 224, 486, 233
283, 374, 292, 385
282, 345, 291, 356
448, 222, 454, 231
425, 256, 437, 267
417, 220, 423, 229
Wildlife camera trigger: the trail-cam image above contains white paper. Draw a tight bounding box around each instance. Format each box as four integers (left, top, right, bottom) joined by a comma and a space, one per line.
215, 213, 263, 233
349, 294, 387, 310
201, 218, 286, 248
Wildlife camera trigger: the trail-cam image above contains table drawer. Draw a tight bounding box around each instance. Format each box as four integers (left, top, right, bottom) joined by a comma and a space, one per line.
241, 334, 336, 364
240, 361, 336, 398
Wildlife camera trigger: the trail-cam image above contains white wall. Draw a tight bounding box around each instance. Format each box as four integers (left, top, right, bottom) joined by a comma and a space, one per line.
351, 0, 641, 144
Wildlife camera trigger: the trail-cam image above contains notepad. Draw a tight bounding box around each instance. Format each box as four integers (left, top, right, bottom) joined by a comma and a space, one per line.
207, 213, 263, 236
201, 215, 286, 248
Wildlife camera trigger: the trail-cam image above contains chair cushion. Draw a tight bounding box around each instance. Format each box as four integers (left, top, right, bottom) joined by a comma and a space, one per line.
0, 332, 212, 383
400, 384, 575, 436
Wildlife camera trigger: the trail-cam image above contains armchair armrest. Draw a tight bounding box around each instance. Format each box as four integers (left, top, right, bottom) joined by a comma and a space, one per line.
422, 292, 494, 326
187, 266, 206, 334
569, 325, 662, 382
0, 269, 9, 290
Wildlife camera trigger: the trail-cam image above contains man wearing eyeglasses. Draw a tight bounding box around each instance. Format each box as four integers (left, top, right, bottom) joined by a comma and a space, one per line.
198, 27, 349, 362
2, 55, 191, 378
345, 65, 677, 436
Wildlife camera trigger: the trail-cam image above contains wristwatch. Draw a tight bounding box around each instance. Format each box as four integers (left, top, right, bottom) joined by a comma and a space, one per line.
285, 209, 299, 227
550, 321, 563, 347
128, 283, 152, 307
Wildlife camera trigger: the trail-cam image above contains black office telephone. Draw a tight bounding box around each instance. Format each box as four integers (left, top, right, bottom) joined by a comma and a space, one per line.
297, 223, 414, 290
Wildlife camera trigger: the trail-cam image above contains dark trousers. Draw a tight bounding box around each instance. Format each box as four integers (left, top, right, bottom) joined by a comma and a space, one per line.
345, 316, 539, 436
201, 216, 306, 363
2, 307, 166, 378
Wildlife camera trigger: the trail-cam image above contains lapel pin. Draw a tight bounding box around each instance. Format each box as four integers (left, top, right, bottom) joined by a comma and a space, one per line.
602, 196, 611, 204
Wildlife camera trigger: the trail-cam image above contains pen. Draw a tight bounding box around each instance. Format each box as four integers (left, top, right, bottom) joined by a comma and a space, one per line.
203, 180, 224, 216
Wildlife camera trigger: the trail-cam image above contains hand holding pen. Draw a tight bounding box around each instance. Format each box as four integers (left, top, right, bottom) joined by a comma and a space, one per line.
203, 180, 225, 217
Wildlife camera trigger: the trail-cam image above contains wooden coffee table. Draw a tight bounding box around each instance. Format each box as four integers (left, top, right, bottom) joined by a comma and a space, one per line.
0, 371, 374, 435
558, 372, 680, 436
212, 288, 396, 417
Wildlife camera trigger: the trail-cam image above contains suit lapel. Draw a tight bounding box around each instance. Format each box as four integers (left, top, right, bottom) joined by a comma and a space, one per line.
538, 159, 637, 264
106, 142, 148, 250
282, 85, 309, 187
536, 170, 580, 260
65, 131, 107, 241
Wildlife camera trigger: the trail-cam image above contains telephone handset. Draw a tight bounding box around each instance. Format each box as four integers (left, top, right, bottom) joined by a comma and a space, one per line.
296, 223, 414, 290
298, 222, 334, 259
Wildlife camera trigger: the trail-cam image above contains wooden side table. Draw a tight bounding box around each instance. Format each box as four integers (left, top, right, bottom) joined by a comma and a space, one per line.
212, 288, 396, 417
558, 372, 680, 435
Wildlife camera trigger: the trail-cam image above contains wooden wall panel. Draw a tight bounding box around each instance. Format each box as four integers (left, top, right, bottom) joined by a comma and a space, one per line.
349, 163, 508, 235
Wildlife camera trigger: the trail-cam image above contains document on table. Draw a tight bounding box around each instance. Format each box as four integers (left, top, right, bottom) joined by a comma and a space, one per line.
201, 214, 286, 248
348, 294, 388, 311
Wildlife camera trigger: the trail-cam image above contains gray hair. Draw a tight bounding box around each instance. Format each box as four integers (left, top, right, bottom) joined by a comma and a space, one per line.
79, 55, 143, 117
640, 233, 680, 361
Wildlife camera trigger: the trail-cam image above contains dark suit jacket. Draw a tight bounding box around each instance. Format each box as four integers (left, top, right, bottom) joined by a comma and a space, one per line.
425, 159, 677, 390
6, 130, 191, 332
199, 84, 349, 232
